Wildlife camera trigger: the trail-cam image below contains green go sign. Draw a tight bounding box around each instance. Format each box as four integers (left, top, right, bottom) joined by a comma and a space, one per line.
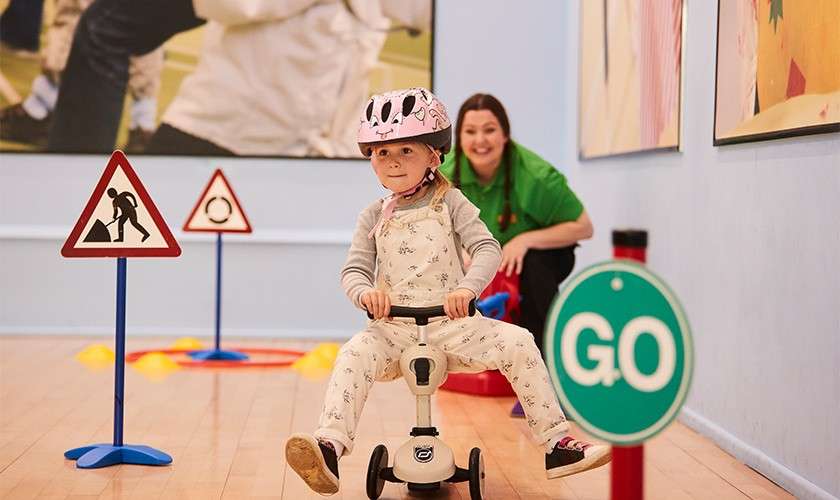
545, 260, 693, 445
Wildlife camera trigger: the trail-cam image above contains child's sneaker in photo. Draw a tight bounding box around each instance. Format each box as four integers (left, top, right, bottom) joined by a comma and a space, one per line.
0, 103, 50, 146
285, 433, 340, 495
546, 436, 611, 479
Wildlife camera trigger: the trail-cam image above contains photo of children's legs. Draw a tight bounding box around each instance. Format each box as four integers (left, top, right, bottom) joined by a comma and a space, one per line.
0, 0, 163, 151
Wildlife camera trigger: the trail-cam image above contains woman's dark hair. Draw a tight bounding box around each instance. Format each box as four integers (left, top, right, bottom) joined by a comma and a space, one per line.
452, 93, 515, 231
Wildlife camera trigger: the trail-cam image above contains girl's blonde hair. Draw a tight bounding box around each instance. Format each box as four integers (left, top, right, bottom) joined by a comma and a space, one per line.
429, 168, 451, 207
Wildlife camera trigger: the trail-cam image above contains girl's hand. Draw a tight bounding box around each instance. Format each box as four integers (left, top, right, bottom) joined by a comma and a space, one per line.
444, 288, 476, 320
500, 234, 530, 276
361, 289, 391, 320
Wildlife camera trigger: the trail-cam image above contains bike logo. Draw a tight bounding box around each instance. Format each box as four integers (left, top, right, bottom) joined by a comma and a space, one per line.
414, 445, 434, 463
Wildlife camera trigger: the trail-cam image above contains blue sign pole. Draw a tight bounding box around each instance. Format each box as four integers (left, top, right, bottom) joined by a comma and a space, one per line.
215, 233, 222, 351
189, 233, 248, 361
114, 256, 126, 446
65, 258, 173, 468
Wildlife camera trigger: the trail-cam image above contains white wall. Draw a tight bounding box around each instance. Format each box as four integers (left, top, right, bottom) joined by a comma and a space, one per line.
1, 1, 838, 498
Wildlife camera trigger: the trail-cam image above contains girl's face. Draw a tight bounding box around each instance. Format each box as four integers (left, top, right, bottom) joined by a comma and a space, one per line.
460, 109, 508, 176
370, 141, 437, 193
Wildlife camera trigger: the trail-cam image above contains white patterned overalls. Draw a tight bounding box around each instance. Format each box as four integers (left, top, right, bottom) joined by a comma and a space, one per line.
314, 198, 569, 455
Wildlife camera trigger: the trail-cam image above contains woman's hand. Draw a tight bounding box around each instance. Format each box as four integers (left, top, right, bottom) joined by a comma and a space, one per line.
361, 289, 391, 320
500, 234, 531, 276
444, 288, 476, 320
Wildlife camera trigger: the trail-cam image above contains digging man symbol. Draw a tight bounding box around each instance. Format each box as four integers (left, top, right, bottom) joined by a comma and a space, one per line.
107, 188, 150, 242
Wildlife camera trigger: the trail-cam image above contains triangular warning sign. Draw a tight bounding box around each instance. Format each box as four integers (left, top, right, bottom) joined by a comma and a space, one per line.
61, 151, 181, 258
183, 169, 252, 233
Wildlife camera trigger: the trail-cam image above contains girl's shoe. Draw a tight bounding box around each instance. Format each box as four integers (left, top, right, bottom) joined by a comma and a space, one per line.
546, 436, 611, 479
285, 433, 340, 495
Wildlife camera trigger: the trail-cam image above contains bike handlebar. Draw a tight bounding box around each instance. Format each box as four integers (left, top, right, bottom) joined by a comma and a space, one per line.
366, 299, 476, 325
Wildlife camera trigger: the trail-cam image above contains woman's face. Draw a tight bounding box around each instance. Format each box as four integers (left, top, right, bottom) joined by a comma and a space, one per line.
370, 141, 436, 193
460, 109, 508, 175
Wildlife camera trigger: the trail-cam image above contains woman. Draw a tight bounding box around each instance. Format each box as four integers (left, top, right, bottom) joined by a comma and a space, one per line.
440, 93, 593, 415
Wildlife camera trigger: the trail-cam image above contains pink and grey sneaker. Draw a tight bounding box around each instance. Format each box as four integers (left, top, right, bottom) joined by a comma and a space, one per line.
285, 433, 340, 495
546, 436, 611, 479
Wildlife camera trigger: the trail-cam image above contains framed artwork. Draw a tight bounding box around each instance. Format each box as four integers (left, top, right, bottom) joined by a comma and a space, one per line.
0, 0, 435, 158
714, 0, 840, 145
579, 0, 684, 159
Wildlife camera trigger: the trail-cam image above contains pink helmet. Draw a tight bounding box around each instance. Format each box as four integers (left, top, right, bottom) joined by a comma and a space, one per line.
357, 87, 452, 157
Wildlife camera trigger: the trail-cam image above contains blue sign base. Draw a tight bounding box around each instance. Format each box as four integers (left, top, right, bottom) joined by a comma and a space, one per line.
64, 444, 172, 469
188, 349, 249, 361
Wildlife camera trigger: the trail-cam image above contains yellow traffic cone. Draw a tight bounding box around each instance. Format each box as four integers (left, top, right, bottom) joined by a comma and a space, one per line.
75, 344, 115, 370
292, 342, 341, 379
171, 337, 204, 350
131, 352, 180, 381
310, 342, 340, 365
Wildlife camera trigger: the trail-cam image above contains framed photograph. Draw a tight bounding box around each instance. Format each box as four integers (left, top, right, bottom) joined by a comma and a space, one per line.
714, 0, 840, 145
578, 0, 684, 159
0, 0, 435, 158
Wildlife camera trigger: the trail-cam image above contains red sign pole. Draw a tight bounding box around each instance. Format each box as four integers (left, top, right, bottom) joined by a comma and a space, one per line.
611, 229, 648, 500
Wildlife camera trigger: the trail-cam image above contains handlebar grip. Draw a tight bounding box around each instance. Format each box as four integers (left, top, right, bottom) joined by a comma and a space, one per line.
366, 298, 476, 320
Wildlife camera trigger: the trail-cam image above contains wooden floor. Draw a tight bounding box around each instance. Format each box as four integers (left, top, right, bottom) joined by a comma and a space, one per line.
0, 337, 792, 500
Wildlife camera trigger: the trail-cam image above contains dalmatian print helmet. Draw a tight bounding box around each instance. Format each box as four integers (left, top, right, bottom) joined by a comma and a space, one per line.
357, 87, 452, 157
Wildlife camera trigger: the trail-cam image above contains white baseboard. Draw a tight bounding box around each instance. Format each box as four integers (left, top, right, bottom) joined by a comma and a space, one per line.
679, 407, 838, 500
0, 325, 353, 341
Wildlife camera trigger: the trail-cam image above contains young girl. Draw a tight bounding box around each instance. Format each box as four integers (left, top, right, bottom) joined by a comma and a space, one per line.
285, 88, 610, 495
